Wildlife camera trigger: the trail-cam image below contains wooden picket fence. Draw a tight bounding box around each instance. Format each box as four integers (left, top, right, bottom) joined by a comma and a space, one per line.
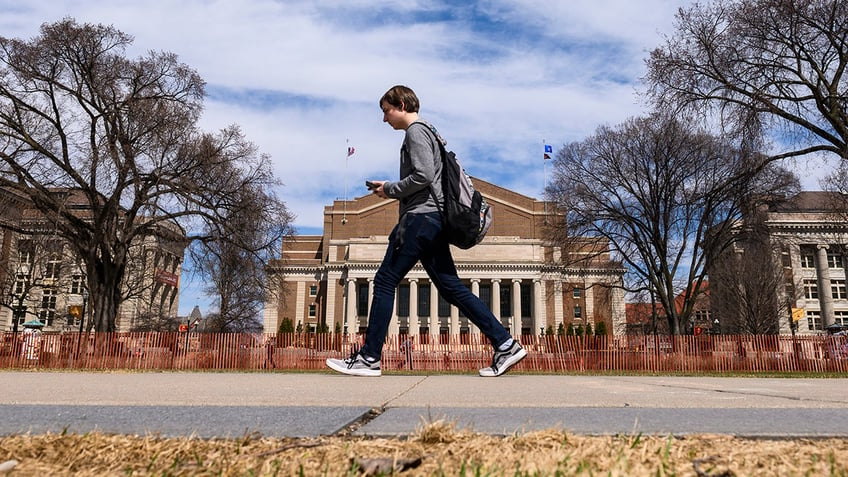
1, 331, 846, 373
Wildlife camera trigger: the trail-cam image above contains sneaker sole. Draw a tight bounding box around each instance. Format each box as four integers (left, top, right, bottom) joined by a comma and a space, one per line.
479, 347, 528, 377
325, 358, 381, 377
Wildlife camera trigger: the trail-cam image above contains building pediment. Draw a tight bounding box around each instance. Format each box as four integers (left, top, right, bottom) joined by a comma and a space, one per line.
326, 176, 557, 241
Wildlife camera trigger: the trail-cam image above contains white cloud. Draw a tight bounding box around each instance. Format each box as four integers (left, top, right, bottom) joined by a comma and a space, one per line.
0, 0, 729, 315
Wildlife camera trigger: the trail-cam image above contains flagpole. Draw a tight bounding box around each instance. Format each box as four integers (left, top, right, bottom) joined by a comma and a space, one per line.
343, 139, 349, 225
543, 138, 547, 192
543, 139, 547, 222
542, 140, 554, 224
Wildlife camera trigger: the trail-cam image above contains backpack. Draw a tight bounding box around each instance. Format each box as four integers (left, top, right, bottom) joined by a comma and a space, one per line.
416, 122, 492, 249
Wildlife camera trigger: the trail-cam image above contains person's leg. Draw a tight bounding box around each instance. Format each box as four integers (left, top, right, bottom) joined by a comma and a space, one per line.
327, 223, 414, 377
421, 231, 527, 376
359, 213, 439, 360
420, 234, 511, 348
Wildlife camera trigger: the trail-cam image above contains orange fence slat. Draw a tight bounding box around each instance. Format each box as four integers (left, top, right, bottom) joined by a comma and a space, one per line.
1, 332, 847, 374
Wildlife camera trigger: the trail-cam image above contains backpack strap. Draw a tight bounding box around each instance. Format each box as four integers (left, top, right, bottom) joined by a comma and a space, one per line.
411, 121, 449, 220
410, 120, 447, 148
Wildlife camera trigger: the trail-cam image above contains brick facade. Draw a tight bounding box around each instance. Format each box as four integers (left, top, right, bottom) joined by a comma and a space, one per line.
266, 178, 626, 338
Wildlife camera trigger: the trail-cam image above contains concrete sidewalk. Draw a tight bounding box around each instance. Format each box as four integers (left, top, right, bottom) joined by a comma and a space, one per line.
1, 372, 847, 438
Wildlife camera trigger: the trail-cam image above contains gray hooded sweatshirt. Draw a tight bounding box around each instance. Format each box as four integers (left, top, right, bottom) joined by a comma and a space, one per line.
382, 120, 445, 219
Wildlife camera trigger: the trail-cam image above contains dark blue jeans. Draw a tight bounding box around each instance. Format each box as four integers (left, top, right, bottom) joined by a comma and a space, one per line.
360, 212, 511, 360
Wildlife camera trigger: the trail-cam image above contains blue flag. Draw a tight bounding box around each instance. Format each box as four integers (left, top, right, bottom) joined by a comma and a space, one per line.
544, 144, 552, 154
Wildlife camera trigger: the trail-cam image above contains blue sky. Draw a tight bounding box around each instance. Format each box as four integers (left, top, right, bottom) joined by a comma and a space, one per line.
2, 0, 836, 316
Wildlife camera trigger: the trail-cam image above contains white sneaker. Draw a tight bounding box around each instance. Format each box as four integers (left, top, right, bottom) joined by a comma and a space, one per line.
326, 351, 382, 377
479, 341, 527, 377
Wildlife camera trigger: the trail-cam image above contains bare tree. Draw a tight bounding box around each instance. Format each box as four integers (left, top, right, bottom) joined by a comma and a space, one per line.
546, 113, 795, 334
708, 206, 796, 334
191, 185, 292, 333
129, 310, 181, 332
645, 0, 848, 161
0, 19, 292, 331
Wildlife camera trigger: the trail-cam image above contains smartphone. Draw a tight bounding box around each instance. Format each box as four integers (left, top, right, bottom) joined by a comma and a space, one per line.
366, 180, 378, 190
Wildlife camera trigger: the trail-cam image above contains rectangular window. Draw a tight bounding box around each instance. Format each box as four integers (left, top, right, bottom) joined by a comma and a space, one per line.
357, 282, 368, 317
800, 250, 815, 269
834, 311, 848, 327
38, 309, 55, 327
832, 280, 847, 300
500, 286, 512, 318
521, 283, 532, 317
14, 273, 28, 295
780, 249, 791, 267
785, 283, 796, 300
17, 240, 33, 266
39, 289, 58, 326
803, 279, 818, 300
828, 252, 843, 269
44, 260, 61, 282
417, 284, 430, 317
308, 304, 316, 318
806, 310, 822, 331
573, 287, 581, 298
309, 284, 317, 297
438, 294, 450, 318
479, 284, 491, 310
397, 284, 410, 317
70, 275, 84, 295
574, 305, 582, 319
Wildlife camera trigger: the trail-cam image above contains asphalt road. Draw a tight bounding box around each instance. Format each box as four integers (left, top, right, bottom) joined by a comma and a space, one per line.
1, 372, 846, 438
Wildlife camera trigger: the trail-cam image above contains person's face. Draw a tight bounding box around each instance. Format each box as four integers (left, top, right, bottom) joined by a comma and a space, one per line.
381, 101, 406, 130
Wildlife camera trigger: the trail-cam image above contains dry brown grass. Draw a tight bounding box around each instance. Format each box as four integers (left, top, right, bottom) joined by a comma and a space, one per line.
1, 420, 847, 476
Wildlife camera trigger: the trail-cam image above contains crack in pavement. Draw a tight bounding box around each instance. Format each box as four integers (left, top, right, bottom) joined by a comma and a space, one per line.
332, 376, 432, 437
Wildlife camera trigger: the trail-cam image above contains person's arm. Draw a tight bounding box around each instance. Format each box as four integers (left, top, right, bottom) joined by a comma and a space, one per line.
383, 125, 435, 199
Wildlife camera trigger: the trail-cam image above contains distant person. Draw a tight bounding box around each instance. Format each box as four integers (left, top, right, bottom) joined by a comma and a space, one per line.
400, 338, 413, 370
326, 85, 526, 377
264, 337, 275, 369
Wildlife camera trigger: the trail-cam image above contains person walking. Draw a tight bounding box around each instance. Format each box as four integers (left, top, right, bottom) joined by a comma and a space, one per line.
326, 85, 526, 377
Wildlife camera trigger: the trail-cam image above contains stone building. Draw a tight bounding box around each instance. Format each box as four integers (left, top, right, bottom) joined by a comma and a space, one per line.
766, 191, 848, 333
0, 188, 184, 333
265, 178, 626, 340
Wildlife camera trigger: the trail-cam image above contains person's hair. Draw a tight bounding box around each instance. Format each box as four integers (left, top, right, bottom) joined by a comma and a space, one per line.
380, 85, 419, 113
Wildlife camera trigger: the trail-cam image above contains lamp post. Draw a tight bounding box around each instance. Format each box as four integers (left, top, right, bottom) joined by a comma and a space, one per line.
8, 293, 19, 335
74, 289, 89, 359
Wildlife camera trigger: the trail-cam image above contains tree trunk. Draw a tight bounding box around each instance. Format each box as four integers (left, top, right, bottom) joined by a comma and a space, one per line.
85, 250, 127, 332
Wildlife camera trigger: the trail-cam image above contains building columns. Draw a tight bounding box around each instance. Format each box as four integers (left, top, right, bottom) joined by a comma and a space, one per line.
408, 278, 419, 337
345, 278, 357, 335
295, 281, 306, 330
450, 304, 459, 335
367, 278, 374, 320
325, 273, 339, 333
429, 281, 439, 340
511, 279, 522, 337
533, 279, 544, 335
491, 279, 502, 326
553, 280, 564, 330
816, 244, 835, 329
332, 273, 620, 338
585, 285, 594, 324
389, 286, 399, 336
470, 279, 481, 336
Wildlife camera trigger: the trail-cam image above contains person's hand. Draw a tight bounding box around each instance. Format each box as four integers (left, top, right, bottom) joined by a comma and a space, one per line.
368, 180, 387, 198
